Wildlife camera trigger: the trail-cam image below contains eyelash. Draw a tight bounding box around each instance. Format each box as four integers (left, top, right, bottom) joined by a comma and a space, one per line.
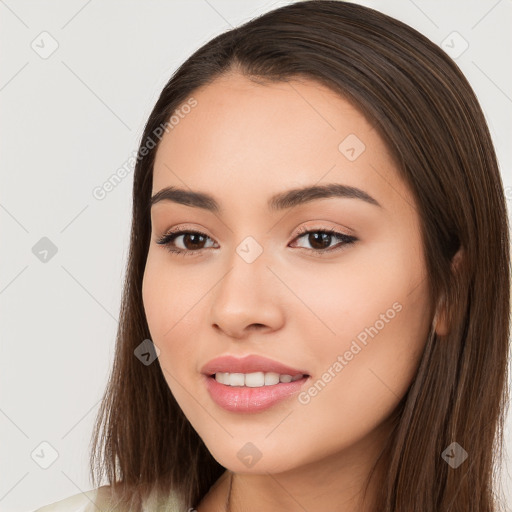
155, 225, 357, 258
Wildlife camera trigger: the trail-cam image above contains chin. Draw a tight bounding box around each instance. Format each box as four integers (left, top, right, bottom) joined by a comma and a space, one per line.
203, 438, 305, 475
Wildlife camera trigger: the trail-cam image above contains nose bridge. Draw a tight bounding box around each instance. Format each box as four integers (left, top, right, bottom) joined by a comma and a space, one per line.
209, 235, 285, 336
220, 231, 271, 287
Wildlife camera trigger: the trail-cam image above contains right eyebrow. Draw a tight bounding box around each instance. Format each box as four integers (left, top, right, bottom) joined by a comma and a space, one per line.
151, 186, 220, 212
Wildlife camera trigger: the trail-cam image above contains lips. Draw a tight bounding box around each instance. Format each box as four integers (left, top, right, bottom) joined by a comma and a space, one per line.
201, 355, 311, 413
201, 354, 309, 378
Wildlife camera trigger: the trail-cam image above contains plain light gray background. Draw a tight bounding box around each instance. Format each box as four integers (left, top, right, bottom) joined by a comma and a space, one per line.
1, 1, 511, 511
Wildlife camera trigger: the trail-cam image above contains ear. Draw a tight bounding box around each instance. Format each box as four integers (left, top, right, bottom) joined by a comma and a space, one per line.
434, 247, 464, 336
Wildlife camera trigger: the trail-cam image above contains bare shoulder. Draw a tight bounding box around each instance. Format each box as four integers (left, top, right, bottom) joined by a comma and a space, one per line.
32, 486, 114, 512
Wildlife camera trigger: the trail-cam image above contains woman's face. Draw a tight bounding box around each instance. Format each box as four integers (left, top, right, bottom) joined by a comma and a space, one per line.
142, 73, 433, 476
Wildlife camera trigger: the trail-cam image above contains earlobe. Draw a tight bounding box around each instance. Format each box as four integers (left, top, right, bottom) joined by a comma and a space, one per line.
434, 247, 464, 337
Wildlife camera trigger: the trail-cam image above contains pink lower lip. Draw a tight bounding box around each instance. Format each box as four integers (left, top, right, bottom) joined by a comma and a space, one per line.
204, 374, 310, 413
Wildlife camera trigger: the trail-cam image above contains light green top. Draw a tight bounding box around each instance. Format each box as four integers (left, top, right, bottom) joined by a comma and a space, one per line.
32, 485, 184, 512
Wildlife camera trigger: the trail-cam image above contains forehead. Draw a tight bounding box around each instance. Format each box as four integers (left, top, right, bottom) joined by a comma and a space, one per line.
151, 73, 413, 215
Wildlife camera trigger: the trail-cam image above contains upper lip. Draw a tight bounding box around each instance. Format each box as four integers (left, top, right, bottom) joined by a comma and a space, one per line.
201, 355, 309, 377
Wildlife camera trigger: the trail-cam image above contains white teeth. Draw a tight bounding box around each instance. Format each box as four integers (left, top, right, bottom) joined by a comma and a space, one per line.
214, 371, 305, 387
215, 372, 226, 385
229, 373, 245, 386
265, 372, 280, 385
245, 372, 265, 387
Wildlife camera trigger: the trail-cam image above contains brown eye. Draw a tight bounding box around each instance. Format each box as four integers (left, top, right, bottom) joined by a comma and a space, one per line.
156, 230, 217, 256
179, 232, 208, 250
292, 228, 357, 253
307, 232, 334, 250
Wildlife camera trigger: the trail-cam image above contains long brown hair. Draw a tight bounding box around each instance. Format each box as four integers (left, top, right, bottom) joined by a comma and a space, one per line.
89, 1, 511, 510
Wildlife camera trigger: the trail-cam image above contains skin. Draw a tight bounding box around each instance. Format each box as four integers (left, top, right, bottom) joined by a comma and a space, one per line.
142, 73, 442, 512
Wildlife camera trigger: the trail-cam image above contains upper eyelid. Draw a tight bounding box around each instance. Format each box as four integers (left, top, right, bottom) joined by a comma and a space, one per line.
160, 225, 349, 237
160, 219, 354, 236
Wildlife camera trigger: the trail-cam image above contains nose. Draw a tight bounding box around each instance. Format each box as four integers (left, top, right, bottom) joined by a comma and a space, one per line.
209, 248, 286, 340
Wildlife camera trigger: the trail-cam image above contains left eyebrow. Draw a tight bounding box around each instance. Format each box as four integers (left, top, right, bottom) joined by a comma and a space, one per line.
150, 182, 382, 213
268, 183, 382, 210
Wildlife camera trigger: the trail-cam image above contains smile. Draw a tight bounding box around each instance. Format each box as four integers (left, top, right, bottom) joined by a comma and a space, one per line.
213, 371, 305, 387
201, 354, 311, 412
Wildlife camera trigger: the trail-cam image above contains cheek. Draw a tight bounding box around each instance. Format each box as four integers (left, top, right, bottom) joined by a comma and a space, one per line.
294, 248, 429, 430
141, 254, 211, 374
143, 252, 195, 328
284, 243, 428, 347
296, 300, 428, 455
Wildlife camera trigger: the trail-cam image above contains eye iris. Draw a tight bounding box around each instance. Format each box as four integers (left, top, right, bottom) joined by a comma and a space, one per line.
183, 233, 206, 250
309, 232, 331, 249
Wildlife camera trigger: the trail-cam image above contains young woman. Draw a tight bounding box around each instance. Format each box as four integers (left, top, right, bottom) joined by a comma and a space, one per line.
35, 1, 510, 511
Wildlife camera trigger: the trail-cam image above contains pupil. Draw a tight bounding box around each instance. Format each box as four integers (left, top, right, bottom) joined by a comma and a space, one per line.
309, 232, 330, 249
184, 233, 205, 249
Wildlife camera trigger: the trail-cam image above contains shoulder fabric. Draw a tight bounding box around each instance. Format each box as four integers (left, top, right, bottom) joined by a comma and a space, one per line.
32, 485, 183, 512
143, 487, 184, 512
31, 486, 102, 512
